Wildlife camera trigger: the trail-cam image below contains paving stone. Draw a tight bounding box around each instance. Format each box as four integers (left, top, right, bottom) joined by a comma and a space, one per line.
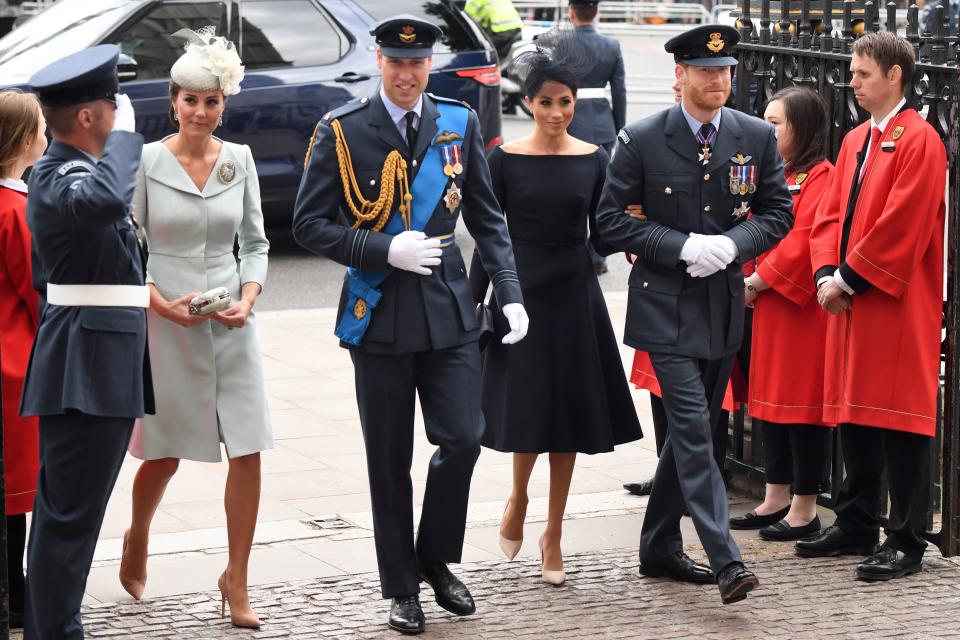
64, 540, 960, 639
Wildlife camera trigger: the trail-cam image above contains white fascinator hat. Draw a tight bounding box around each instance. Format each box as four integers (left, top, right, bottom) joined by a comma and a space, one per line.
169, 26, 244, 96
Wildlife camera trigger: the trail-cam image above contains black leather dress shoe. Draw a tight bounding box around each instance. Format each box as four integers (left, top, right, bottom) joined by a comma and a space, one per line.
795, 525, 877, 558
729, 505, 790, 530
716, 562, 759, 604
640, 551, 715, 584
759, 515, 821, 541
624, 479, 654, 496
418, 562, 476, 616
388, 595, 425, 635
856, 546, 923, 581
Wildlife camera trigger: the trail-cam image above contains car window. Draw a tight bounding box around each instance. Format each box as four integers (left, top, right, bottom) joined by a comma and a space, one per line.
240, 0, 346, 68
0, 0, 135, 77
351, 0, 481, 53
111, 2, 229, 81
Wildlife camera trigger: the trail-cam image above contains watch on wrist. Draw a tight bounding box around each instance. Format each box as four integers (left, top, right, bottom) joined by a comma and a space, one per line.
745, 281, 756, 292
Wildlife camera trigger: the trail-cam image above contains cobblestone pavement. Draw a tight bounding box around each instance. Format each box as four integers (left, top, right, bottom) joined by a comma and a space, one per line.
67, 540, 960, 639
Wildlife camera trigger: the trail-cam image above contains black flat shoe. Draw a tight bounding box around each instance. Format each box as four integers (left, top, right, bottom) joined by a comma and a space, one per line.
640, 551, 715, 584
856, 546, 923, 581
795, 525, 878, 558
418, 562, 475, 616
716, 562, 759, 604
388, 595, 425, 635
623, 479, 654, 496
759, 515, 821, 541
729, 505, 790, 530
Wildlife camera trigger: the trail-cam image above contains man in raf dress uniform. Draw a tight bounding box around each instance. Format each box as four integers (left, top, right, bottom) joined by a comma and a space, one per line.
567, 0, 627, 275
293, 15, 528, 635
799, 32, 946, 581
595, 25, 793, 604
18, 45, 153, 639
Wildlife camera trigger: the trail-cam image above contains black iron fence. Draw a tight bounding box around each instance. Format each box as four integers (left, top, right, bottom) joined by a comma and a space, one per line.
726, 0, 960, 556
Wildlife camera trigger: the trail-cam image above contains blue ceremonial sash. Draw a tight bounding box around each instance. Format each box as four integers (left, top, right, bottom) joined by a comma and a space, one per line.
335, 101, 468, 346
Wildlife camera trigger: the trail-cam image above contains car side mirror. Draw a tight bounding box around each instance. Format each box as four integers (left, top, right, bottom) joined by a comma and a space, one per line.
118, 53, 138, 82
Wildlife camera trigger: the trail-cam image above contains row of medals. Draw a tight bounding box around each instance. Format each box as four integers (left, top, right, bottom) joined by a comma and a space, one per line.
442, 143, 462, 212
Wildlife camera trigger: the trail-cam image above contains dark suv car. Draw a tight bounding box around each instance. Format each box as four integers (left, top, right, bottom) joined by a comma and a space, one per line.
0, 0, 502, 225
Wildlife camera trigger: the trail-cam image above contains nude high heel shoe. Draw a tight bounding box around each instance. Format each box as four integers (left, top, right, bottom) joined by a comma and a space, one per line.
539, 535, 565, 586
218, 570, 261, 629
118, 529, 146, 600
498, 500, 523, 560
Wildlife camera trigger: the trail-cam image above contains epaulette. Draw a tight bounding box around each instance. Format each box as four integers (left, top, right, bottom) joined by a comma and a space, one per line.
321, 97, 371, 124
428, 93, 470, 109
57, 160, 96, 177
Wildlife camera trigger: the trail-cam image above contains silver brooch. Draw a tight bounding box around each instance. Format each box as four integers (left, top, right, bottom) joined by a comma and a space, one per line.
218, 160, 236, 184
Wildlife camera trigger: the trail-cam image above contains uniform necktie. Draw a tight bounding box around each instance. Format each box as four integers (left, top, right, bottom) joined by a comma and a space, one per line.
696, 122, 717, 165
859, 126, 883, 184
405, 111, 418, 153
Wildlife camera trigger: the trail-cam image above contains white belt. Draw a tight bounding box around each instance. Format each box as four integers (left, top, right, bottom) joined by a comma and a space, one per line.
47, 284, 150, 308
578, 88, 608, 100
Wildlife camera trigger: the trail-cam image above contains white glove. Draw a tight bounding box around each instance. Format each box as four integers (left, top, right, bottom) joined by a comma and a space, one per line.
387, 230, 441, 275
680, 233, 724, 270
112, 93, 136, 133
501, 303, 529, 344
683, 234, 738, 278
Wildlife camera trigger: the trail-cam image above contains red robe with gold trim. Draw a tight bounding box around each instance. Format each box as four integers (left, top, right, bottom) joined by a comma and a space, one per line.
809, 109, 945, 436
750, 160, 834, 426
0, 185, 39, 514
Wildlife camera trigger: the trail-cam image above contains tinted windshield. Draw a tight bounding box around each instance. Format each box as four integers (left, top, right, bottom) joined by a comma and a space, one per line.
0, 0, 137, 77
351, 1, 482, 53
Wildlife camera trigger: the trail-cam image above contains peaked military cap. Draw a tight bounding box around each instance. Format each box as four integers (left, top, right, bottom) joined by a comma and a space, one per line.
665, 24, 739, 67
370, 14, 443, 58
29, 44, 120, 107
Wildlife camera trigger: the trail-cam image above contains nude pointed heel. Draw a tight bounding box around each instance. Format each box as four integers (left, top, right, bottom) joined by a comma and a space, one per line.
498, 500, 523, 560
539, 535, 565, 586
218, 571, 261, 629
119, 529, 146, 600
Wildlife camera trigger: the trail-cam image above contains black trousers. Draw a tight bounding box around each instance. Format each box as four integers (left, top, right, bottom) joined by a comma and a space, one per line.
8, 513, 26, 618
641, 353, 740, 573
352, 343, 483, 598
25, 412, 133, 640
763, 422, 832, 495
834, 423, 931, 557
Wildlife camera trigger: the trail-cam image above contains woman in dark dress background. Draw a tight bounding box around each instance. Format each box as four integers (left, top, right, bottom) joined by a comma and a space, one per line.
469, 33, 641, 586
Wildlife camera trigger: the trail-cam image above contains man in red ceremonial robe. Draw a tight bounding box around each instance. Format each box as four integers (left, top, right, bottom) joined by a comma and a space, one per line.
800, 31, 946, 581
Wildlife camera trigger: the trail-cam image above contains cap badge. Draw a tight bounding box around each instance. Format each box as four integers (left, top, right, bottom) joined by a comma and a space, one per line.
707, 32, 725, 53
892, 125, 905, 140
400, 26, 417, 43
218, 160, 236, 184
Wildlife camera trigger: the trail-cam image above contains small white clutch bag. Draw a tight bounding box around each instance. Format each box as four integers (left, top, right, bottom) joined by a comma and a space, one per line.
188, 287, 231, 315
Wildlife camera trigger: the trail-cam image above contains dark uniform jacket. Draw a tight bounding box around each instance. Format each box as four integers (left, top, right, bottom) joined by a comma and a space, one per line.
293, 92, 523, 355
596, 104, 793, 360
20, 132, 155, 419
567, 25, 627, 146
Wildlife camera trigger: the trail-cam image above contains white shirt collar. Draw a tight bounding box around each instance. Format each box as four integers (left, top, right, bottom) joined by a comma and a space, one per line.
0, 177, 28, 194
680, 101, 722, 138
379, 85, 423, 128
872, 97, 907, 133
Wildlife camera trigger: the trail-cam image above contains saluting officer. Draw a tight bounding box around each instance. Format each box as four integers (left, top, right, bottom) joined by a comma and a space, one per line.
595, 25, 793, 604
18, 45, 153, 639
293, 15, 528, 635
567, 0, 626, 275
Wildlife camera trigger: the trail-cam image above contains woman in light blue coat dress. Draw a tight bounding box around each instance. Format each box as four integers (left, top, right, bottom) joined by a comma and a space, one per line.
118, 30, 270, 629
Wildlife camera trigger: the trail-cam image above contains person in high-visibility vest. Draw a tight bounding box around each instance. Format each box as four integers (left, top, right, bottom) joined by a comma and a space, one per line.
465, 0, 524, 61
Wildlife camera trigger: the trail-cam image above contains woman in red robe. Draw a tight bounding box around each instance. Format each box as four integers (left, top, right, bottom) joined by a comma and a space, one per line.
0, 88, 47, 628
734, 86, 835, 541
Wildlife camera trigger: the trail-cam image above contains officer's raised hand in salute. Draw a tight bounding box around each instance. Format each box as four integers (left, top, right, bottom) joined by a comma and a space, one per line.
595, 25, 793, 605
293, 14, 527, 635
19, 45, 153, 640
